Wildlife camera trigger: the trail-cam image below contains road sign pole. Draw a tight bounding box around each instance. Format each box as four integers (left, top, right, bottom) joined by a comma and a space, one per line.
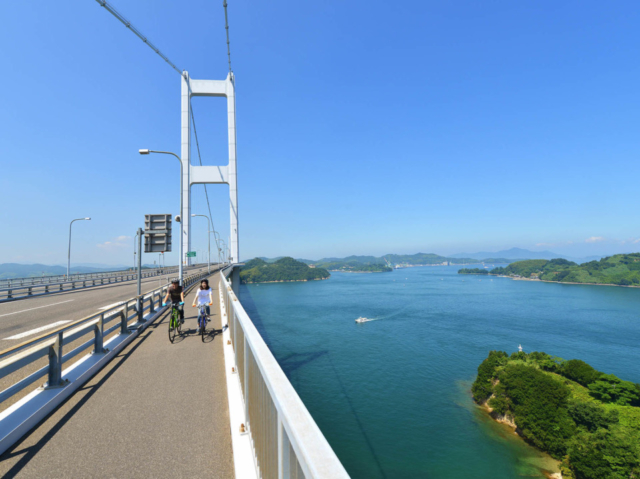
137, 227, 142, 299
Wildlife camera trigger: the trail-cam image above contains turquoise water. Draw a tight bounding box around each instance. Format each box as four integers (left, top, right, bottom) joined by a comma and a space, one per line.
239, 266, 640, 478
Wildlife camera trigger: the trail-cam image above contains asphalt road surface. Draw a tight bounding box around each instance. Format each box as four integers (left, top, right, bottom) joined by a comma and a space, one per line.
0, 272, 234, 478
0, 266, 212, 346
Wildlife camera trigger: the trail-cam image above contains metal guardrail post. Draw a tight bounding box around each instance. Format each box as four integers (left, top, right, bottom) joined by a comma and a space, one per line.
137, 297, 144, 322
94, 313, 105, 354
120, 306, 129, 334
47, 332, 64, 388
28, 286, 32, 296
7, 289, 12, 299
149, 292, 156, 314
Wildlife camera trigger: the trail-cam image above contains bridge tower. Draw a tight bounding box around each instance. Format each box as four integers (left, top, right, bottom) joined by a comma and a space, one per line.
180, 71, 239, 265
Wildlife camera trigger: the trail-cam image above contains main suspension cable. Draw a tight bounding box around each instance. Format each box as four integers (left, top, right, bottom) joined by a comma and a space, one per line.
223, 1, 233, 74
95, 0, 184, 77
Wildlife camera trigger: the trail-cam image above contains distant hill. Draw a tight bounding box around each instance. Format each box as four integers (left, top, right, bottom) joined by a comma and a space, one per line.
450, 248, 562, 261
490, 254, 640, 286
450, 248, 605, 264
254, 253, 513, 267
240, 257, 330, 284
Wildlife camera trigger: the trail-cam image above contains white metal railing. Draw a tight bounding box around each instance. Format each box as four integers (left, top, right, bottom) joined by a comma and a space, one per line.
0, 270, 210, 407
220, 266, 349, 479
0, 263, 209, 290
0, 264, 211, 302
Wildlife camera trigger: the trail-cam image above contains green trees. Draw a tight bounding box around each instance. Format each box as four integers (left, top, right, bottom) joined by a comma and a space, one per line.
472, 351, 640, 478
489, 253, 640, 286
316, 261, 392, 272
458, 268, 489, 275
562, 360, 601, 387
239, 257, 330, 284
588, 374, 640, 406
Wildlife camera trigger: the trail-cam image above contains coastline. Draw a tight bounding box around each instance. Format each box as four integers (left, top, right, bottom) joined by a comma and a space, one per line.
242, 277, 329, 284
329, 270, 389, 274
478, 400, 562, 479
459, 272, 640, 289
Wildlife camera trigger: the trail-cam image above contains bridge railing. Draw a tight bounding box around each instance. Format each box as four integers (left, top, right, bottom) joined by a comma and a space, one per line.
220, 266, 349, 479
0, 263, 208, 289
0, 270, 208, 409
0, 266, 206, 302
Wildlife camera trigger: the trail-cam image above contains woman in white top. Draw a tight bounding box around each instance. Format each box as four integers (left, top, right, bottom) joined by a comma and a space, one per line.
192, 279, 214, 319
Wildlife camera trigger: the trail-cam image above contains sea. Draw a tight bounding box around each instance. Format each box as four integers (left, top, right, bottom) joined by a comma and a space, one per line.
238, 265, 640, 479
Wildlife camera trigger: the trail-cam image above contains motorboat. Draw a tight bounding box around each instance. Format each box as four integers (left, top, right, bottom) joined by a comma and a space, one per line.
355, 317, 370, 323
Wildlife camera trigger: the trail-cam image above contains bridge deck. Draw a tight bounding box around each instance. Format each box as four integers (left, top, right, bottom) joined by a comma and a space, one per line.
0, 274, 234, 478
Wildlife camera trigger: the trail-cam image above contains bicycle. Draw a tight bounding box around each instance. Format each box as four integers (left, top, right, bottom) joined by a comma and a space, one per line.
164, 301, 184, 343
194, 302, 212, 342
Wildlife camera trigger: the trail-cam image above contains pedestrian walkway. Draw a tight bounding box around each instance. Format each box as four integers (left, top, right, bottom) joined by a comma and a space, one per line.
0, 273, 234, 478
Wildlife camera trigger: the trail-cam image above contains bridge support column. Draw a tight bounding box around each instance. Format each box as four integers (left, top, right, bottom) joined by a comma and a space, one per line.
181, 72, 192, 268
185, 71, 239, 265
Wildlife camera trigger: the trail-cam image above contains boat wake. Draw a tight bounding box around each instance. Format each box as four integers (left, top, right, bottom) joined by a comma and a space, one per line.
355, 317, 379, 323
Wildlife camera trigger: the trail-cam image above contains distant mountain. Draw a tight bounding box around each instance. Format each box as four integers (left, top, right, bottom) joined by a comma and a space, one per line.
450, 248, 607, 264
450, 248, 563, 261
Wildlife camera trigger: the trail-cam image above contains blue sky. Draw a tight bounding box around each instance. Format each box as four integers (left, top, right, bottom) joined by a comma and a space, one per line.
1, 0, 639, 265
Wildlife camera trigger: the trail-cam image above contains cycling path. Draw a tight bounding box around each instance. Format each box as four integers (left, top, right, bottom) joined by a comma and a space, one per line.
0, 273, 234, 478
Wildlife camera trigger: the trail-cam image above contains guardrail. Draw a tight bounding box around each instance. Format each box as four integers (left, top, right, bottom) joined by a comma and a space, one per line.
0, 265, 207, 303
220, 266, 349, 479
0, 269, 212, 455
0, 264, 208, 289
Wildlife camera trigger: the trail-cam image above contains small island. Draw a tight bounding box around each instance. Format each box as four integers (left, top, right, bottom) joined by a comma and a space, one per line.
472, 350, 640, 479
458, 268, 489, 275
314, 261, 392, 273
458, 253, 640, 288
240, 257, 330, 284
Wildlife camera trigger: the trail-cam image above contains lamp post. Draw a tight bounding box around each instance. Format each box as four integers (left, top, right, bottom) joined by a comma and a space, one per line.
68, 217, 91, 278
139, 149, 183, 286
192, 214, 212, 274
219, 239, 227, 265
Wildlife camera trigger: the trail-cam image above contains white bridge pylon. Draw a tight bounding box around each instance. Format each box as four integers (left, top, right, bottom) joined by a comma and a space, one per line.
181, 71, 238, 265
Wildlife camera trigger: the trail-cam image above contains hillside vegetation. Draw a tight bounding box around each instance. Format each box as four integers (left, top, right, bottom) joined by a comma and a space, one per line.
472, 351, 640, 479
239, 257, 330, 284
489, 254, 640, 286
315, 261, 392, 272
458, 268, 489, 275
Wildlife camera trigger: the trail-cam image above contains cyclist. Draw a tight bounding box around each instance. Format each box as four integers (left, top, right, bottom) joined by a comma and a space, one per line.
192, 279, 213, 321
163, 279, 185, 323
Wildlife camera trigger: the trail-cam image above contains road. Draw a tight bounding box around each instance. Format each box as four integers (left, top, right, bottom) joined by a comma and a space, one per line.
0, 266, 211, 346
0, 265, 215, 413
0, 272, 234, 478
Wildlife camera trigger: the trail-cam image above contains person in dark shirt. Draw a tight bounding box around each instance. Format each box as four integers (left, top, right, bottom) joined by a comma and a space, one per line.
163, 279, 185, 322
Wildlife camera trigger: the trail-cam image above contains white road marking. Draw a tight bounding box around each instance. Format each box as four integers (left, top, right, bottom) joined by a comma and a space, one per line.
97, 294, 153, 311
4, 320, 72, 340
0, 300, 74, 319
98, 301, 125, 310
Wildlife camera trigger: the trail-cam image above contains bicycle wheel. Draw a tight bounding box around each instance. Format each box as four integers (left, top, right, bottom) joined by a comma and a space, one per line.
177, 310, 182, 335
168, 310, 177, 343
201, 315, 206, 342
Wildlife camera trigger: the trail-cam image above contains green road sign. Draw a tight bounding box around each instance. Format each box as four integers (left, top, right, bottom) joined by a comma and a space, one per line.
186, 251, 196, 258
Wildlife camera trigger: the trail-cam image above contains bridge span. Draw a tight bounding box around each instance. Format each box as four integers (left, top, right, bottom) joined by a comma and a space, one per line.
0, 265, 349, 478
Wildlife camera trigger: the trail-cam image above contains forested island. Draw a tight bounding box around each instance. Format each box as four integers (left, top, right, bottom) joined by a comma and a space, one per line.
472, 351, 640, 479
457, 253, 640, 287
458, 268, 489, 275
314, 261, 392, 273
239, 257, 330, 284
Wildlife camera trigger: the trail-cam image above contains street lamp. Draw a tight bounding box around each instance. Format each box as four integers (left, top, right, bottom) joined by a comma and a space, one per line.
68, 217, 91, 278
192, 214, 212, 274
139, 149, 183, 286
